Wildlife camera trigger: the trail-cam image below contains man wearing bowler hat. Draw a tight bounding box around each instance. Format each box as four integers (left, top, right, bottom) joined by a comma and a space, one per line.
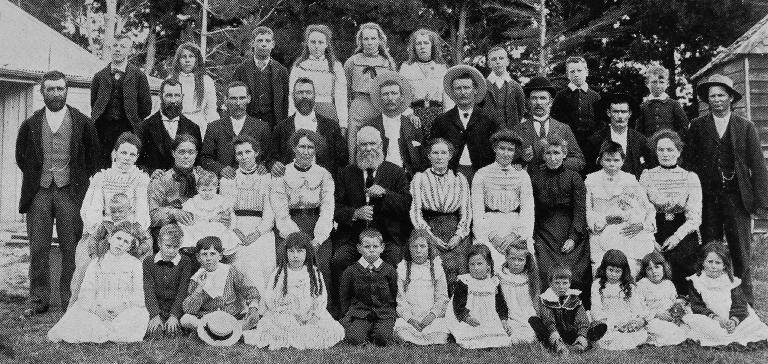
364, 71, 425, 178
430, 64, 499, 183
684, 74, 768, 304
512, 76, 584, 172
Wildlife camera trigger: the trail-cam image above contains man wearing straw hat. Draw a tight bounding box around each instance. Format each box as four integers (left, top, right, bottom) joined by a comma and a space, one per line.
512, 76, 584, 172
430, 64, 499, 183
364, 71, 425, 177
684, 73, 768, 304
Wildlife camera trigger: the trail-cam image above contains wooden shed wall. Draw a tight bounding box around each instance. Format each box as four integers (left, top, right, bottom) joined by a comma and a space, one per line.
0, 81, 32, 224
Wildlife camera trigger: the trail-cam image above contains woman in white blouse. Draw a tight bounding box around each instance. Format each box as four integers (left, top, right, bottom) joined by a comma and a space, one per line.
639, 129, 702, 292
471, 130, 534, 273
271, 129, 335, 291
220, 135, 276, 291
169, 42, 219, 137
399, 28, 453, 134
289, 24, 348, 129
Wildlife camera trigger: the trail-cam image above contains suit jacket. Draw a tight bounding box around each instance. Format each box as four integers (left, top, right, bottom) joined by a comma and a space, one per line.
684, 113, 768, 213
137, 112, 202, 173
551, 87, 602, 142
339, 260, 398, 320
365, 116, 425, 177
430, 107, 500, 171
90, 63, 152, 132
333, 161, 412, 247
481, 79, 527, 129
512, 118, 585, 172
200, 116, 273, 176
271, 113, 348, 178
586, 127, 654, 179
15, 106, 100, 213
230, 59, 289, 126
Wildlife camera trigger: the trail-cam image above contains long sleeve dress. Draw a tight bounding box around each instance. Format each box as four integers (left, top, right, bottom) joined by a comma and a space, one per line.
585, 170, 656, 276
243, 266, 344, 349
394, 258, 451, 345
639, 166, 702, 292
71, 166, 151, 307
399, 60, 453, 135
271, 162, 334, 244
531, 164, 590, 300
176, 72, 219, 138
590, 280, 649, 350
409, 169, 472, 285
289, 57, 348, 128
635, 277, 687, 346
48, 253, 149, 343
471, 162, 534, 272
219, 169, 276, 291
683, 273, 768, 347
448, 274, 511, 349
497, 267, 537, 343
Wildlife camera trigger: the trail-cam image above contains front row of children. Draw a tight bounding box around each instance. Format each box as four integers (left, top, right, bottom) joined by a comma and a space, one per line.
48, 219, 768, 353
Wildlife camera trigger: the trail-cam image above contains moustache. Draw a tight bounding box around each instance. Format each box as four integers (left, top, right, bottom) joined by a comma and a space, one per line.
162, 102, 182, 118
44, 96, 66, 111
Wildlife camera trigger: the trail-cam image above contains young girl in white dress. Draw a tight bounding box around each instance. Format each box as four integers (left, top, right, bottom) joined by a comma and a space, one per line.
497, 240, 539, 344
591, 249, 649, 350
180, 171, 237, 255
449, 244, 511, 349
635, 251, 687, 346
48, 222, 149, 343
683, 242, 768, 347
243, 231, 344, 350
394, 229, 450, 345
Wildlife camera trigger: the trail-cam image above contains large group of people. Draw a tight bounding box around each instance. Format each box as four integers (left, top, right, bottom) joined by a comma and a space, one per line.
16, 22, 768, 354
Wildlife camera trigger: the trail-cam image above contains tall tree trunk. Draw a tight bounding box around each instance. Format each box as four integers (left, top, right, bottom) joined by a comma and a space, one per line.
143, 19, 157, 77
104, 0, 117, 58
453, 1, 468, 63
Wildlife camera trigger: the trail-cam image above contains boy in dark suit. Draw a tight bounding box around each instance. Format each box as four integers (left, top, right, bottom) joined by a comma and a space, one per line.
144, 223, 192, 337
636, 65, 689, 137
339, 228, 398, 346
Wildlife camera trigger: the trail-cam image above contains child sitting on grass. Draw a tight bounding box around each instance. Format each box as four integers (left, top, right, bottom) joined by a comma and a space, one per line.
498, 240, 540, 344
394, 229, 450, 345
635, 251, 687, 346
48, 221, 150, 343
339, 228, 398, 346
144, 223, 192, 337
528, 266, 607, 355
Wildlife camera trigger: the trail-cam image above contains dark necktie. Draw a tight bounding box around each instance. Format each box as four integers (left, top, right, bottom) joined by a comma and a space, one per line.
365, 168, 375, 188
539, 121, 546, 138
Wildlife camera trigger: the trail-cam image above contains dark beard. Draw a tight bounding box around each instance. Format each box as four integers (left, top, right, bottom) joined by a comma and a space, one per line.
296, 98, 315, 115
162, 102, 182, 119
44, 96, 66, 112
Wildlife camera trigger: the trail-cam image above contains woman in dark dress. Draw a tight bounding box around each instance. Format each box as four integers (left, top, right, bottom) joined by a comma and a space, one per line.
639, 129, 702, 292
530, 136, 590, 306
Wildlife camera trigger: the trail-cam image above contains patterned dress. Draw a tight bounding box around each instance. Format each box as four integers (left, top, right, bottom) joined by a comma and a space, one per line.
48, 253, 149, 343
243, 266, 344, 349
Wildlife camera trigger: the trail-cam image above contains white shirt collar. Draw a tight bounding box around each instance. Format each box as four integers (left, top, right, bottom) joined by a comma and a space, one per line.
253, 56, 271, 70
358, 257, 384, 269
487, 72, 513, 88
610, 127, 629, 152
191, 263, 231, 298
111, 61, 128, 73
154, 251, 182, 266
568, 82, 589, 92
231, 115, 247, 135
161, 112, 179, 122
382, 114, 402, 138
714, 112, 731, 137
645, 92, 669, 101
458, 108, 473, 125
295, 110, 317, 125
713, 111, 731, 123
532, 117, 549, 137
45, 107, 66, 133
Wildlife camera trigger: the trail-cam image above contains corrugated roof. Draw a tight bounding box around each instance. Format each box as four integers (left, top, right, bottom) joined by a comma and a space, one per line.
692, 13, 768, 80
0, 0, 160, 89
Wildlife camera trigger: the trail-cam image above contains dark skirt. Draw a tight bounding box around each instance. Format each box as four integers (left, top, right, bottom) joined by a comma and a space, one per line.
655, 212, 701, 293
423, 210, 471, 290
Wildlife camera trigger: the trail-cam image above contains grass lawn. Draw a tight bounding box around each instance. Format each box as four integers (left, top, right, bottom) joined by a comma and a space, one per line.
3, 237, 768, 363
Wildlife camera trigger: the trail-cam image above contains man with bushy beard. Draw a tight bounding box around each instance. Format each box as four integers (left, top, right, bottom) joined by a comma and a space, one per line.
16, 71, 100, 316
138, 79, 202, 177
201, 81, 273, 179
329, 126, 413, 318
271, 77, 347, 179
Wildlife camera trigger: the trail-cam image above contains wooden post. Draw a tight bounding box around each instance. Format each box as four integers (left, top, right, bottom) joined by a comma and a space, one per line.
539, 0, 546, 75
201, 0, 208, 62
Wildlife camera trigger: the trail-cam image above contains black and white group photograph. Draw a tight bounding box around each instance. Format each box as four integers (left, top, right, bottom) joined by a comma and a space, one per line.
2, 0, 768, 363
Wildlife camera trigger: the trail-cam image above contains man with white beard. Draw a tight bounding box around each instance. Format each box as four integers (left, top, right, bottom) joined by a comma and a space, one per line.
329, 126, 412, 318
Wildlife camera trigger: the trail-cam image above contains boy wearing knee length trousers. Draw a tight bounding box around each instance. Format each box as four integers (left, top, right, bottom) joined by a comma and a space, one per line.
339, 228, 398, 346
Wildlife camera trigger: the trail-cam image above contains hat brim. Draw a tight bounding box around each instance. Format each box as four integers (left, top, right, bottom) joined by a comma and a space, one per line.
696, 81, 742, 104
370, 71, 414, 115
444, 65, 487, 105
523, 86, 557, 98
197, 316, 243, 346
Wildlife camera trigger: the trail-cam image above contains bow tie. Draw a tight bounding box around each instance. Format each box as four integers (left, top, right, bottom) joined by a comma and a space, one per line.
157, 260, 175, 268
462, 112, 470, 119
